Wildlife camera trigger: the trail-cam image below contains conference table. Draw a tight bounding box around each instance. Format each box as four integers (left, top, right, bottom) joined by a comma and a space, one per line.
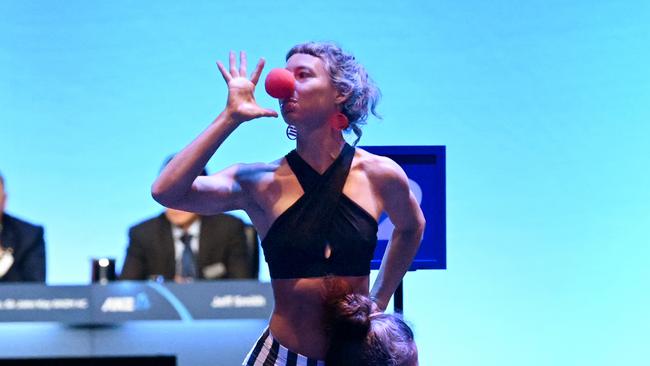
0, 280, 273, 365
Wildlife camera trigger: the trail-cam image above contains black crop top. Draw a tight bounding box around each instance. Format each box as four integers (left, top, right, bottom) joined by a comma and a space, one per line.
261, 143, 378, 279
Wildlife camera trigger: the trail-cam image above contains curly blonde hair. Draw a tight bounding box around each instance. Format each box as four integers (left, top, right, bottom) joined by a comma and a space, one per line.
287, 42, 381, 145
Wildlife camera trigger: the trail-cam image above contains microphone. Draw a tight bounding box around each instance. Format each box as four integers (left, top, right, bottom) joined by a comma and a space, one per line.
265, 68, 295, 99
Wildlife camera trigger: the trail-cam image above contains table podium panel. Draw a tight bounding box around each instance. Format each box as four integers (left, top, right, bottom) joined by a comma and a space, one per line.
0, 280, 273, 324
0, 281, 272, 366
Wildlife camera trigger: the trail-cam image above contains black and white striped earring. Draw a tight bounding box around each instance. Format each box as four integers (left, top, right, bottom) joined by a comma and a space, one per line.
286, 125, 298, 140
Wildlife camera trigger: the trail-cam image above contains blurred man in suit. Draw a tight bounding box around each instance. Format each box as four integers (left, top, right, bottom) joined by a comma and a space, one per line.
120, 164, 255, 282
0, 171, 46, 282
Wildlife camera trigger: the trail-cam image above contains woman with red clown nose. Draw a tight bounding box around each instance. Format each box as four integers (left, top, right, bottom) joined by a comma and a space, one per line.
152, 42, 425, 365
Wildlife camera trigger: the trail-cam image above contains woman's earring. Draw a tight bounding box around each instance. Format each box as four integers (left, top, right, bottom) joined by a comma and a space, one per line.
286, 125, 298, 140
329, 112, 349, 131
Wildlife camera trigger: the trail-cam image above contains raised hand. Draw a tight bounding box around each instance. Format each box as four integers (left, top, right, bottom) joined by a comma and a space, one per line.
216, 51, 278, 124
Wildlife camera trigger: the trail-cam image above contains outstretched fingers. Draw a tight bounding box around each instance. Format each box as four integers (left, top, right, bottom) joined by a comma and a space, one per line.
216, 61, 231, 83
216, 51, 265, 86
239, 51, 247, 78
250, 58, 265, 85
229, 51, 239, 77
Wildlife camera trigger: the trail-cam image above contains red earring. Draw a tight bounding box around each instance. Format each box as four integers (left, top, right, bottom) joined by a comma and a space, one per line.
329, 112, 349, 131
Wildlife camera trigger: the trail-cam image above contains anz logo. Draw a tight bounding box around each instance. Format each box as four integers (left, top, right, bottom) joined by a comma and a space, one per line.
100, 292, 151, 313
377, 179, 423, 241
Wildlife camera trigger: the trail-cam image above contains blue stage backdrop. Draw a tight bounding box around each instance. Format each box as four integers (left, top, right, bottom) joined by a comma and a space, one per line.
1, 1, 648, 365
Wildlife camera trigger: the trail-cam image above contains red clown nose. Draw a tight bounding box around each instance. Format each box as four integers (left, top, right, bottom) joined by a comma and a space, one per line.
265, 68, 295, 99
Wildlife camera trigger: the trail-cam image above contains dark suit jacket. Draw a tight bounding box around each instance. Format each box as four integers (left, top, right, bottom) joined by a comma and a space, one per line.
0, 213, 46, 282
120, 213, 253, 280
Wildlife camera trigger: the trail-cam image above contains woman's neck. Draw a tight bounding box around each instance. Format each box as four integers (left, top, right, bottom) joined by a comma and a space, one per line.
295, 126, 346, 174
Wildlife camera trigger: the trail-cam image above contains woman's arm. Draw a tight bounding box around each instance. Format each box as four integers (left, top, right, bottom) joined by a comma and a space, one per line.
369, 157, 426, 311
151, 51, 277, 214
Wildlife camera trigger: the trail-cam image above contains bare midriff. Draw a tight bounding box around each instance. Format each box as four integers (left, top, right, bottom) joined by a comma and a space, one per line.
268, 275, 370, 360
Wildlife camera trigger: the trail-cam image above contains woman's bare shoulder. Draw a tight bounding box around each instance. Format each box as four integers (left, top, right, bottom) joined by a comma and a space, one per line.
353, 147, 407, 183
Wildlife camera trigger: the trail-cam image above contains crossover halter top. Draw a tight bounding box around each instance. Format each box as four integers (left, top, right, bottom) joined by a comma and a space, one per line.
261, 143, 378, 279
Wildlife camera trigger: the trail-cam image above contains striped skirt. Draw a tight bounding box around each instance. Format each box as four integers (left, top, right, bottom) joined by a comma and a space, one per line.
242, 327, 326, 366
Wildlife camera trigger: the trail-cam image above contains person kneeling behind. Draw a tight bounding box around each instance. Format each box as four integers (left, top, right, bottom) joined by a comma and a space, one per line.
326, 294, 418, 366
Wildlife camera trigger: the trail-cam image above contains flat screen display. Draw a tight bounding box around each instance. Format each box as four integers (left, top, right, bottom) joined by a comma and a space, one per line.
362, 146, 446, 270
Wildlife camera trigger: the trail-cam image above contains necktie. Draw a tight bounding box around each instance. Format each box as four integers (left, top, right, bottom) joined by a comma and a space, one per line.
180, 233, 197, 278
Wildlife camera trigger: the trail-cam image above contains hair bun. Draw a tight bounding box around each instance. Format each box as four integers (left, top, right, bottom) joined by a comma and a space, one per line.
328, 293, 373, 339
